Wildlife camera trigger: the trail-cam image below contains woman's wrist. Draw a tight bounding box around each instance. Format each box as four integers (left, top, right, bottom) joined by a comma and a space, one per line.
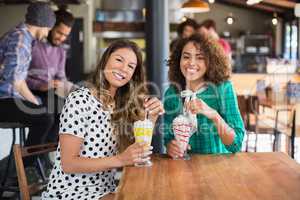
209, 110, 220, 122
211, 112, 235, 145
149, 116, 158, 124
112, 154, 125, 168
212, 112, 229, 131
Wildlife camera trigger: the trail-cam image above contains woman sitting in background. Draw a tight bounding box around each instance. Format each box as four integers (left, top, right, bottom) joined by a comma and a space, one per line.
164, 34, 244, 158
42, 40, 164, 200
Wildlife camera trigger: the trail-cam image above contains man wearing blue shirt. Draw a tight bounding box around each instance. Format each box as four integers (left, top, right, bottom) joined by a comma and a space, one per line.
0, 2, 56, 147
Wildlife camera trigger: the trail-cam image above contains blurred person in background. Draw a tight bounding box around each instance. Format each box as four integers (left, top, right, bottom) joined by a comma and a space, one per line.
26, 6, 75, 143
170, 18, 198, 53
0, 2, 56, 148
198, 19, 232, 60
0, 2, 56, 177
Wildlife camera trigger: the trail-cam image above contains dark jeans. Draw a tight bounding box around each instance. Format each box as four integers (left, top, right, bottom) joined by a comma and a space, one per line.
32, 89, 65, 143
31, 89, 65, 115
0, 98, 55, 146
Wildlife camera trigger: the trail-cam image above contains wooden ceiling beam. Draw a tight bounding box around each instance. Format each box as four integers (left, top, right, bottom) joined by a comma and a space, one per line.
0, 0, 81, 4
262, 0, 296, 9
219, 0, 287, 13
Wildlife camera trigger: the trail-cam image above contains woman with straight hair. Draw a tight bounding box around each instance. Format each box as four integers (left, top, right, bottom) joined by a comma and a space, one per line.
42, 40, 164, 200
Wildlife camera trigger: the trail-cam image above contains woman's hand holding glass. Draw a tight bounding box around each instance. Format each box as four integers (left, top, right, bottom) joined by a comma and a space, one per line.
167, 140, 191, 159
117, 142, 153, 166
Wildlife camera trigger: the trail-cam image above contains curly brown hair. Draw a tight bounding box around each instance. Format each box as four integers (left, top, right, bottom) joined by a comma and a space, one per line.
168, 34, 231, 92
176, 18, 198, 37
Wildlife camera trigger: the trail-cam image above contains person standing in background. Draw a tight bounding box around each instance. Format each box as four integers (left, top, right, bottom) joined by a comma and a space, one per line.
26, 7, 75, 143
198, 19, 232, 59
0, 2, 55, 148
27, 6, 75, 102
170, 18, 198, 53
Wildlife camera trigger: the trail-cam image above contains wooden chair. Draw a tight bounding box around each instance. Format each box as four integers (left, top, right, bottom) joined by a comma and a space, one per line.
13, 143, 57, 200
254, 82, 295, 154
245, 95, 280, 152
237, 95, 274, 151
290, 104, 300, 158
237, 95, 248, 125
237, 95, 250, 151
275, 103, 300, 158
0, 122, 26, 198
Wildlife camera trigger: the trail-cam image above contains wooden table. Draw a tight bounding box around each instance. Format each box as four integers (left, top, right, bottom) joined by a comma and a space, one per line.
115, 153, 300, 200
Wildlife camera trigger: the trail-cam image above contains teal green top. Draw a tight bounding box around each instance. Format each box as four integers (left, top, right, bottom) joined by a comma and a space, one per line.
163, 81, 245, 154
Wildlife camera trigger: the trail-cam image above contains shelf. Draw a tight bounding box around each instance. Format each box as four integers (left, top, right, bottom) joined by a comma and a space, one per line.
93, 21, 179, 35
94, 31, 145, 39
93, 21, 145, 32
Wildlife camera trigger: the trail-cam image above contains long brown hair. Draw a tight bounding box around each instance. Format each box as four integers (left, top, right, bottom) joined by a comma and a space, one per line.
168, 34, 231, 93
88, 40, 147, 149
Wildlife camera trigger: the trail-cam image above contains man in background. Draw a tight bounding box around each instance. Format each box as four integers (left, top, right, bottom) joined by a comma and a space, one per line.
27, 7, 75, 143
198, 19, 232, 59
0, 2, 56, 147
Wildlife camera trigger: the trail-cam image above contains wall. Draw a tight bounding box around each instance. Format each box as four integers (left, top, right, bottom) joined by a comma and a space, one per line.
195, 3, 274, 37
0, 5, 27, 36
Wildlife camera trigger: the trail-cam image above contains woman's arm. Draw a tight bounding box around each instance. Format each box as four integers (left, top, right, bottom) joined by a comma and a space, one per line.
60, 134, 150, 174
186, 82, 245, 152
187, 100, 235, 145
211, 111, 235, 145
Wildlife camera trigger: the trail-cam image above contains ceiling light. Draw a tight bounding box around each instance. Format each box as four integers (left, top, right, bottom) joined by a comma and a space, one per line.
181, 0, 210, 13
225, 13, 235, 25
246, 0, 263, 6
208, 0, 215, 3
181, 16, 188, 22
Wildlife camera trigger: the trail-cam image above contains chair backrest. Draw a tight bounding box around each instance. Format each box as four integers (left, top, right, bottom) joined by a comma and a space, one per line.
237, 95, 259, 130
237, 95, 248, 125
294, 103, 300, 137
247, 95, 259, 114
13, 143, 57, 200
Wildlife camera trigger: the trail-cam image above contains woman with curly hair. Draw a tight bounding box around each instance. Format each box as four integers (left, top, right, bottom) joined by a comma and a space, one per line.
42, 40, 164, 200
163, 34, 244, 158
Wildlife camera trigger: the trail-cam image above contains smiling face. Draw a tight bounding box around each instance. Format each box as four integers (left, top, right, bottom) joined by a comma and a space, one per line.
180, 42, 207, 86
104, 48, 137, 93
50, 23, 72, 46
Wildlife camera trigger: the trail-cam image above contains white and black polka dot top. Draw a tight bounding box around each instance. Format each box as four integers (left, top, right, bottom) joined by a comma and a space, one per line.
42, 87, 118, 200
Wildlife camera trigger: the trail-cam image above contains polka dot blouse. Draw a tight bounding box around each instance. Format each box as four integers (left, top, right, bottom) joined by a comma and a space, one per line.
42, 87, 118, 200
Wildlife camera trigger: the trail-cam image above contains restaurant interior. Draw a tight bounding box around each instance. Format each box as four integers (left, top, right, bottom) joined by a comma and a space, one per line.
0, 0, 300, 199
